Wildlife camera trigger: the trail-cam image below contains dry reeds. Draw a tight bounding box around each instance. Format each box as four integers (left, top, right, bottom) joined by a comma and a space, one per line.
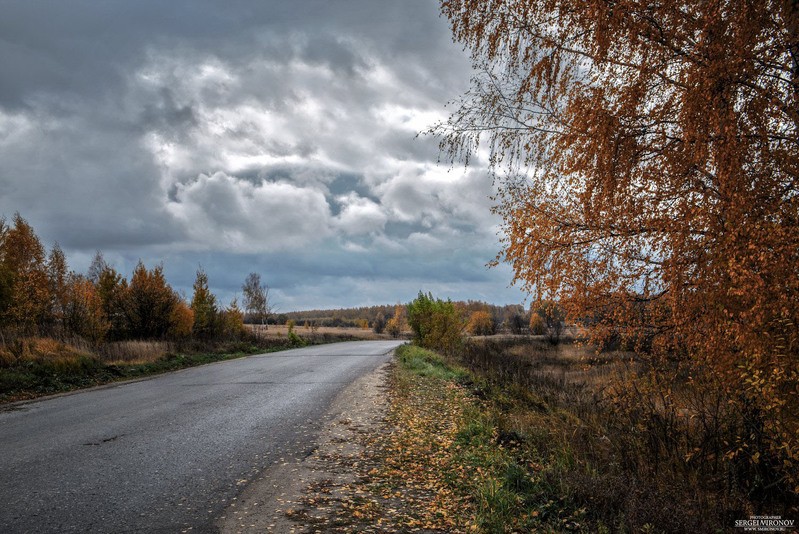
97, 340, 175, 364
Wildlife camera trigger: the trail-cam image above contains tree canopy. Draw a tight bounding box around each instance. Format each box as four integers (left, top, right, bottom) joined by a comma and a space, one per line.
436, 0, 798, 359
436, 0, 799, 486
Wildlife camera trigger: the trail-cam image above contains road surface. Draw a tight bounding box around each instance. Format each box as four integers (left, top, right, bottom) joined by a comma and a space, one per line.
0, 340, 402, 533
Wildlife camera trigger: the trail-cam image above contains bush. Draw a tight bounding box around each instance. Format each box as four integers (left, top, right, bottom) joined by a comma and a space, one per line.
467, 310, 495, 336
508, 313, 526, 335
406, 291, 464, 354
529, 314, 545, 335
286, 320, 305, 346
372, 313, 386, 334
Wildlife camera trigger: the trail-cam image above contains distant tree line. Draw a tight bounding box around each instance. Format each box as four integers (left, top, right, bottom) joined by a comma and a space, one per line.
282, 305, 398, 329
0, 213, 561, 347
281, 300, 548, 337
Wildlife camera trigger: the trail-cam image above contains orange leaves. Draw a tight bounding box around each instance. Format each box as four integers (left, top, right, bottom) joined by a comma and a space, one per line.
385, 305, 407, 339
434, 0, 799, 515
436, 1, 799, 495
64, 275, 109, 342
320, 360, 477, 532
169, 300, 194, 339
466, 310, 495, 336
0, 215, 258, 346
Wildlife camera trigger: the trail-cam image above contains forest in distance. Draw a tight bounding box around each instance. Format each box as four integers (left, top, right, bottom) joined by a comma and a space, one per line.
0, 211, 536, 341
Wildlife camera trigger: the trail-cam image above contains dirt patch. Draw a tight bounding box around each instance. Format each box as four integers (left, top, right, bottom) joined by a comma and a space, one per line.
217, 361, 392, 533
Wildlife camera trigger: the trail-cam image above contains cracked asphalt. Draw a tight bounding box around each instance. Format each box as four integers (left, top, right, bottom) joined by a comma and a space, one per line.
0, 340, 402, 533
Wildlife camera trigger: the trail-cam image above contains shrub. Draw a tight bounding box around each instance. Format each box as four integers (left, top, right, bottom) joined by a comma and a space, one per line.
529, 313, 545, 335
406, 291, 464, 354
467, 310, 495, 336
286, 320, 305, 346
385, 305, 406, 338
508, 313, 526, 335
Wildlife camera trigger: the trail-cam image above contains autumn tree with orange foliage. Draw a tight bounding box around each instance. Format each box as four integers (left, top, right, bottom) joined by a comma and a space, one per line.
169, 300, 194, 339
385, 304, 408, 338
125, 261, 180, 339
436, 0, 798, 497
0, 214, 52, 334
64, 275, 109, 343
466, 310, 494, 336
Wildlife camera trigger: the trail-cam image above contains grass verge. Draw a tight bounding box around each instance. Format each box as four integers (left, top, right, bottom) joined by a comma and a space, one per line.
327, 341, 744, 532
312, 344, 587, 533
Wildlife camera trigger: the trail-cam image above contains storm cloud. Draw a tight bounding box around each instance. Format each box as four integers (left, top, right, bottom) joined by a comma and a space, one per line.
0, 0, 527, 308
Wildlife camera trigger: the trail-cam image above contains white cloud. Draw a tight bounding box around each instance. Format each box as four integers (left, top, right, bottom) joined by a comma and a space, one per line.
334, 193, 388, 235
167, 172, 332, 251
130, 43, 498, 253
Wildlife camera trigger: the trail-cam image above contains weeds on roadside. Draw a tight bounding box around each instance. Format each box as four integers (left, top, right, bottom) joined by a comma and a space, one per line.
338, 345, 588, 533
352, 339, 797, 532
453, 338, 798, 532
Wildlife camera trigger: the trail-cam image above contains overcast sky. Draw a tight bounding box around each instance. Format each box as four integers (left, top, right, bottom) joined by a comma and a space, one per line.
0, 0, 527, 310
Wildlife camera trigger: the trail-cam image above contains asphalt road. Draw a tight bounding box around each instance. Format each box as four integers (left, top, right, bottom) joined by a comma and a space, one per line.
0, 340, 402, 533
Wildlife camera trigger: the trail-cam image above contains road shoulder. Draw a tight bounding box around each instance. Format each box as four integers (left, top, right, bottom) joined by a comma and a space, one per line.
217, 360, 392, 533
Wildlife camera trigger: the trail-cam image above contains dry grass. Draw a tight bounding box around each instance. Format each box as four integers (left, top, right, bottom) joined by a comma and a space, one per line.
247, 324, 392, 341
2, 337, 93, 365
450, 337, 798, 531
96, 340, 175, 364
460, 337, 640, 395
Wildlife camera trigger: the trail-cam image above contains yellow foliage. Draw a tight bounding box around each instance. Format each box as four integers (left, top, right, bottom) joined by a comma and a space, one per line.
467, 310, 494, 336
529, 314, 545, 335
65, 276, 109, 342
169, 300, 194, 338
386, 305, 407, 338
438, 0, 799, 500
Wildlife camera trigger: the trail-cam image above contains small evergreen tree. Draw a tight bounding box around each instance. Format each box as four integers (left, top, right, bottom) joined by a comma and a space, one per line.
220, 296, 245, 339
191, 267, 218, 339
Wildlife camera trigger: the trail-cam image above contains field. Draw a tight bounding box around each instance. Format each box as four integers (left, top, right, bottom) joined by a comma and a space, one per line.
247, 324, 393, 341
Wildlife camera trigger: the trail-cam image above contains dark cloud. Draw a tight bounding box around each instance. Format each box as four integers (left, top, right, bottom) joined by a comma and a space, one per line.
0, 0, 527, 309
